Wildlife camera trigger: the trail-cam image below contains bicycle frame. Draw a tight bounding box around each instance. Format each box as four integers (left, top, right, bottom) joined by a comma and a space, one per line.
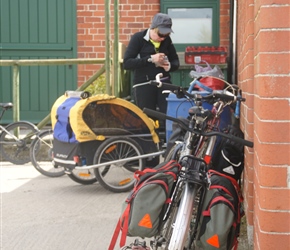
0, 124, 22, 143
147, 88, 250, 250
112, 73, 254, 249
0, 103, 39, 164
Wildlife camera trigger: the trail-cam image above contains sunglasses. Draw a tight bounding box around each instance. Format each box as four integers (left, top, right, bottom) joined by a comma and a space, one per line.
157, 32, 170, 38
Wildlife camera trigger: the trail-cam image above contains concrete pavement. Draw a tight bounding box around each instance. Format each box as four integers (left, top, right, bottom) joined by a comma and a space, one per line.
1, 162, 250, 250
1, 162, 130, 250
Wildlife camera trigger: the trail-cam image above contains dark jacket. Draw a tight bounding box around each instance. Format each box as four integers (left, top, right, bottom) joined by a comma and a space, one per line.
123, 29, 180, 84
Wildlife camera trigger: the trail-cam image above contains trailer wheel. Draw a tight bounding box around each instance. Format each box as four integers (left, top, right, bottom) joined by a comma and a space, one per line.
93, 137, 145, 193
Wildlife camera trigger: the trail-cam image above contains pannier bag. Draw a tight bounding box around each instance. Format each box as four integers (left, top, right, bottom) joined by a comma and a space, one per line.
195, 170, 244, 250
108, 160, 181, 249
210, 125, 245, 180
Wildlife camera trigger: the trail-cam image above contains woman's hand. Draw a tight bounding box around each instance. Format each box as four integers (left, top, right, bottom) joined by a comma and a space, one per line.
151, 53, 171, 71
151, 53, 166, 64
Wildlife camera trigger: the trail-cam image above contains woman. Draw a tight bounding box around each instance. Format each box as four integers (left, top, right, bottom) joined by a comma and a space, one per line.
123, 13, 180, 118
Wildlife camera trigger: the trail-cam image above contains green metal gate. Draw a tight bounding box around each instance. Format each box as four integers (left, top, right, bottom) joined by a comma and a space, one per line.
0, 0, 77, 123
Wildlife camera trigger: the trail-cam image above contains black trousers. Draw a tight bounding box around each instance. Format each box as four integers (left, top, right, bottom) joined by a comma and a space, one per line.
132, 83, 169, 131
133, 84, 169, 113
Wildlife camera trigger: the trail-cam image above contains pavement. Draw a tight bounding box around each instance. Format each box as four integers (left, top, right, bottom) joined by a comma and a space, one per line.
1, 161, 130, 250
1, 161, 251, 250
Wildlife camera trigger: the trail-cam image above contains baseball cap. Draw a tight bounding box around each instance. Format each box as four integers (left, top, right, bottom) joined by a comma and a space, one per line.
150, 13, 174, 34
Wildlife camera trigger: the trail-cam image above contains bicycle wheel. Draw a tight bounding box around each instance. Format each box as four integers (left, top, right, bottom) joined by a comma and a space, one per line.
93, 137, 145, 193
67, 167, 97, 185
165, 142, 183, 161
30, 129, 65, 177
0, 121, 39, 165
168, 183, 198, 250
162, 143, 202, 249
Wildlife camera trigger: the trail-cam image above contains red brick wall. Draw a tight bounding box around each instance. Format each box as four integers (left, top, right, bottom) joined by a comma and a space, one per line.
76, 0, 290, 248
77, 0, 106, 84
237, 0, 290, 249
76, 1, 290, 248
76, 0, 231, 85
220, 0, 231, 47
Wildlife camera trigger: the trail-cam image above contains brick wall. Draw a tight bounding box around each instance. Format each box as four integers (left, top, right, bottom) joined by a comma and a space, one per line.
220, 0, 231, 47
76, 0, 231, 85
77, 0, 160, 84
76, 0, 290, 248
237, 0, 290, 249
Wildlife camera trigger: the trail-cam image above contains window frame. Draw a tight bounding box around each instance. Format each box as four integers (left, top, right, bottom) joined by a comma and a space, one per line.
161, 0, 220, 52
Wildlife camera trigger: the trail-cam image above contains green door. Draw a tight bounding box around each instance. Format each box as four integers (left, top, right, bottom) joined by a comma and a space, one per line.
0, 0, 77, 123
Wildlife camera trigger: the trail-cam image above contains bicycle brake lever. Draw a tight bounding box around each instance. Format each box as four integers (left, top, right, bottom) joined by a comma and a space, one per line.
162, 90, 171, 94
155, 73, 163, 87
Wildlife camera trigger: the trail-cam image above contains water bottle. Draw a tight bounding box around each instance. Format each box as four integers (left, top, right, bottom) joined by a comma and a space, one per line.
81, 157, 87, 166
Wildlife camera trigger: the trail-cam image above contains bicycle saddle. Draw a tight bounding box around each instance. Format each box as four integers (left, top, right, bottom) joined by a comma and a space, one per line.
0, 102, 13, 109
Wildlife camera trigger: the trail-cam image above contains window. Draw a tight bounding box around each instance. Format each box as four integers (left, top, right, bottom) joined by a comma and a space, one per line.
169, 8, 213, 44
161, 1, 220, 51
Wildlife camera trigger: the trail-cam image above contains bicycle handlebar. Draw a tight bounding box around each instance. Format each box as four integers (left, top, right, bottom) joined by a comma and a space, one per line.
143, 108, 254, 148
149, 79, 182, 92
150, 73, 246, 103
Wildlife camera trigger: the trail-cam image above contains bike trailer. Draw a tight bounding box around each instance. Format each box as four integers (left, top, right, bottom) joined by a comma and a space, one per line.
51, 91, 160, 169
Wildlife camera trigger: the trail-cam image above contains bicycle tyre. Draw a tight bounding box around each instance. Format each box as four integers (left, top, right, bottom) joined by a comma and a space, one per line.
168, 183, 197, 250
93, 137, 145, 193
149, 143, 184, 249
165, 142, 183, 161
163, 142, 201, 249
30, 129, 65, 177
67, 167, 97, 185
0, 121, 39, 165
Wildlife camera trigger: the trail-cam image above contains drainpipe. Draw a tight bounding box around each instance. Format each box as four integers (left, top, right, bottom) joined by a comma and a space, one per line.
232, 0, 237, 84
113, 0, 119, 96
105, 0, 111, 94
228, 0, 238, 84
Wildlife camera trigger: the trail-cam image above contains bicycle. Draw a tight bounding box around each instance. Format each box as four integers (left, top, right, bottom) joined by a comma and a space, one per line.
124, 74, 253, 250
0, 102, 39, 165
29, 129, 66, 177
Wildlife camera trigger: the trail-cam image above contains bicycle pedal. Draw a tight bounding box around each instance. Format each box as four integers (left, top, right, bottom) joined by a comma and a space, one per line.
131, 246, 152, 250
122, 239, 152, 250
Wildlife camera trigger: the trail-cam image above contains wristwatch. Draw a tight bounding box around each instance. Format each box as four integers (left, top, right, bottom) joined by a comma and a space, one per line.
147, 56, 153, 63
